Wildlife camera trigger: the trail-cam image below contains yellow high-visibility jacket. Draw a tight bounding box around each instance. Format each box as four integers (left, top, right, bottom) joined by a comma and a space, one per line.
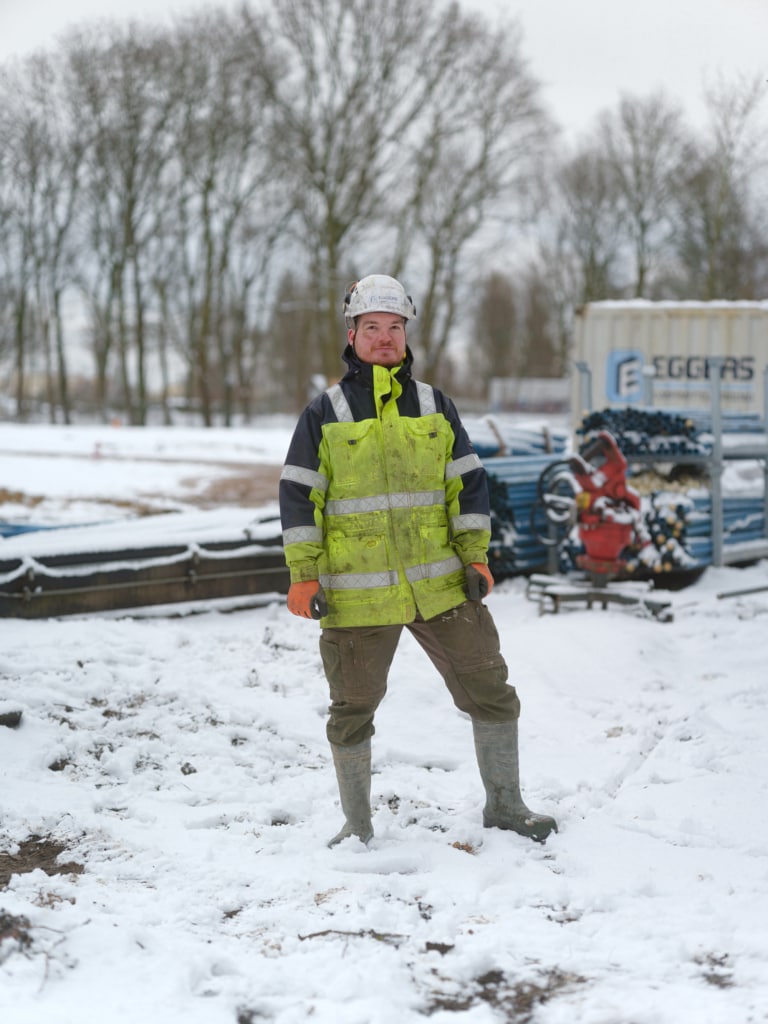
279, 346, 492, 626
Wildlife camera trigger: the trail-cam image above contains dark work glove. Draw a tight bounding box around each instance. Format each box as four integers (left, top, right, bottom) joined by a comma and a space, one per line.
465, 563, 493, 601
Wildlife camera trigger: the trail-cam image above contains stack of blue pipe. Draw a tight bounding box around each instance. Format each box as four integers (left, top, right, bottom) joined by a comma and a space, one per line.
577, 407, 711, 456
482, 453, 562, 576
466, 419, 570, 459
680, 493, 766, 567
465, 419, 570, 576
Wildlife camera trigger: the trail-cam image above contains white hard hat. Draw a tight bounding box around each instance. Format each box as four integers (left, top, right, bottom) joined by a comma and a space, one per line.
343, 275, 416, 329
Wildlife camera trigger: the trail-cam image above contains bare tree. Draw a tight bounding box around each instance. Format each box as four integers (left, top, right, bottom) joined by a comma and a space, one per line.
519, 267, 559, 377
17, 52, 86, 423
672, 74, 768, 299
0, 77, 36, 419
0, 57, 83, 422
267, 271, 324, 412
247, 0, 443, 377
66, 22, 179, 424
388, 12, 554, 383
598, 92, 687, 297
152, 9, 291, 425
249, 0, 553, 382
472, 272, 519, 389
556, 145, 624, 303
471, 264, 561, 401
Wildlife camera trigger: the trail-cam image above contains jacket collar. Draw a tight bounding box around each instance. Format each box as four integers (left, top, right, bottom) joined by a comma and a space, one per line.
341, 344, 414, 389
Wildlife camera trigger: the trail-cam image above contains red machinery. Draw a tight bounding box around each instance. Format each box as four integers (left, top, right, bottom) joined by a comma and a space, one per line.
567, 431, 643, 575
528, 430, 673, 620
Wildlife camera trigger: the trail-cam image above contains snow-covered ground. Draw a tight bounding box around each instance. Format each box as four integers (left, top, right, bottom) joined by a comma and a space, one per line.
1, 421, 768, 1024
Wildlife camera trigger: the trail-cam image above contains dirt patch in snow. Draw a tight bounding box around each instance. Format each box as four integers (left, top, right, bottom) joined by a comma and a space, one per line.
0, 835, 84, 890
0, 462, 282, 518
182, 464, 282, 508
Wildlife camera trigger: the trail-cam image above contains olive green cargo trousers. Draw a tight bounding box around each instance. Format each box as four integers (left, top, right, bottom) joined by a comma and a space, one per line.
319, 600, 520, 747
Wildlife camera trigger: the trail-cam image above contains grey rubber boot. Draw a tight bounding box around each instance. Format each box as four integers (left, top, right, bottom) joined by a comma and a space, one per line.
472, 720, 557, 843
327, 739, 374, 848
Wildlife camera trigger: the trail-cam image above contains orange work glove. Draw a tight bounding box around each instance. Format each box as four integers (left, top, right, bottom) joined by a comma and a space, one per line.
287, 580, 328, 619
465, 563, 494, 601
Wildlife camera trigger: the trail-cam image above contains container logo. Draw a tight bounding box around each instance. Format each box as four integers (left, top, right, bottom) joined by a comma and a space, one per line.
605, 350, 644, 401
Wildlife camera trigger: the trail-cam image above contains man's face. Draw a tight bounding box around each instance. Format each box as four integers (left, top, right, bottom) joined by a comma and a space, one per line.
349, 312, 406, 367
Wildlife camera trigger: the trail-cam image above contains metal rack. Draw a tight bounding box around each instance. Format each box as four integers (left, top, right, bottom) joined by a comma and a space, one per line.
577, 359, 768, 568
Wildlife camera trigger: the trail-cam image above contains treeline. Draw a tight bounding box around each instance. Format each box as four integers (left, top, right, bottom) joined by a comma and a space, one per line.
1, 0, 766, 424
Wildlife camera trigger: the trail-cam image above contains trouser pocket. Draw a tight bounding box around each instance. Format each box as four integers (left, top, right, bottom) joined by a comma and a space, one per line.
319, 626, 400, 745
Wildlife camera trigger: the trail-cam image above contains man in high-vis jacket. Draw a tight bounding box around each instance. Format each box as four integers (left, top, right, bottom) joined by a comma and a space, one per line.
279, 274, 557, 847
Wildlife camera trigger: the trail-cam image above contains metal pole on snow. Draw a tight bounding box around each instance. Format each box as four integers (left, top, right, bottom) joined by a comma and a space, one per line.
709, 358, 724, 568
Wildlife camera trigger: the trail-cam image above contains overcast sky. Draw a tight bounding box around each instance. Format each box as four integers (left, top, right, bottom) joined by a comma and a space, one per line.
1, 0, 767, 139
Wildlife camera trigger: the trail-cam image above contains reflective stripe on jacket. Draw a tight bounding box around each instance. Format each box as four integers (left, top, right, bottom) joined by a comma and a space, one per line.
279, 345, 491, 626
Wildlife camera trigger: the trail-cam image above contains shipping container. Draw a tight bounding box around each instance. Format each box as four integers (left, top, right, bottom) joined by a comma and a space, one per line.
572, 300, 768, 426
